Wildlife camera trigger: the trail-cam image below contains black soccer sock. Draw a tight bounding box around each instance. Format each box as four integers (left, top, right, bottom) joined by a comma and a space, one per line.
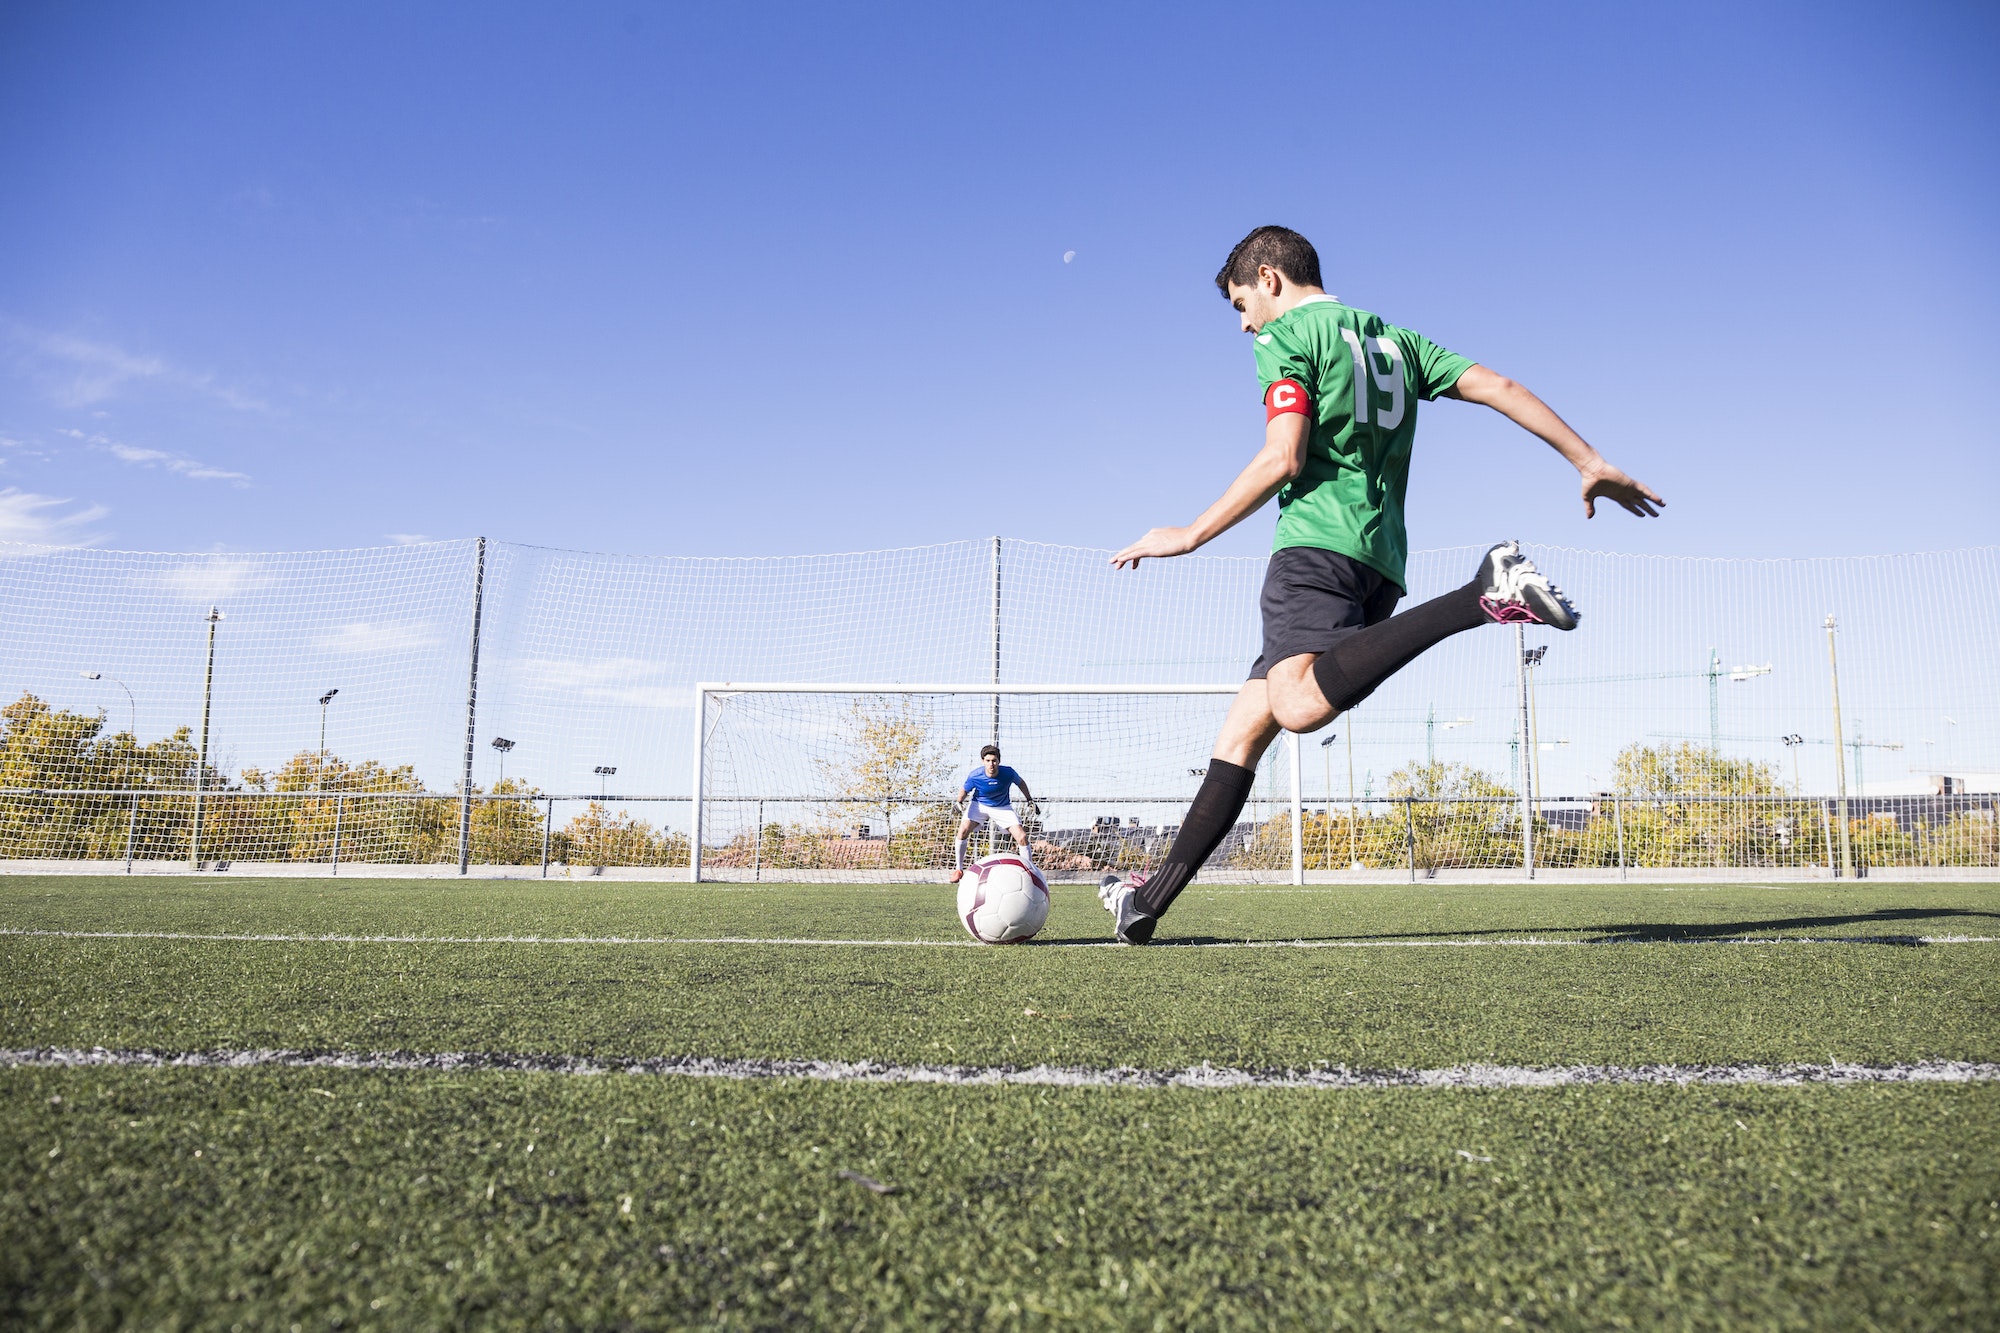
1134, 758, 1258, 919
1310, 580, 1487, 716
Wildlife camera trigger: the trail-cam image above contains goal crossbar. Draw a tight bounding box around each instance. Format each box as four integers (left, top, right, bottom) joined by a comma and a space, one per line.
687, 682, 1292, 884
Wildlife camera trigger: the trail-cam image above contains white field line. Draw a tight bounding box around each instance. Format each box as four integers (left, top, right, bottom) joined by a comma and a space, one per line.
2, 1046, 1994, 1091
0, 927, 1995, 950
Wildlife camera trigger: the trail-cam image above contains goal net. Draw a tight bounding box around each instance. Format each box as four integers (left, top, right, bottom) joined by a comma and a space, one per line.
692, 684, 1305, 882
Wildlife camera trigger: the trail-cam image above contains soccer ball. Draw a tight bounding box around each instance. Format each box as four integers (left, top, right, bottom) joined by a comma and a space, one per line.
956, 855, 1050, 944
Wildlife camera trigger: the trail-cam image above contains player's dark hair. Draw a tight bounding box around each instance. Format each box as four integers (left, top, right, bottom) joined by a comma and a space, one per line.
1214, 226, 1322, 296
979, 744, 1001, 760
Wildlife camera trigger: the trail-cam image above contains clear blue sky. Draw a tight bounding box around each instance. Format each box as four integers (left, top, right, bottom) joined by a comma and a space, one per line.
1, 0, 1994, 561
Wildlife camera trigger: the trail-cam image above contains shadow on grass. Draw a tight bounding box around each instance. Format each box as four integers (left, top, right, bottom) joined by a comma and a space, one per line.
1075, 906, 2000, 949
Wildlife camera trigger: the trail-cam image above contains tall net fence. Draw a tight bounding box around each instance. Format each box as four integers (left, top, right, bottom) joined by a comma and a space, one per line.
0, 537, 1992, 875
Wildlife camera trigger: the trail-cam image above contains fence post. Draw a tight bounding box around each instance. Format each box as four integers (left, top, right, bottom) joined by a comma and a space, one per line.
1289, 730, 1303, 886
754, 798, 764, 881
1614, 796, 1627, 881
690, 687, 706, 883
1405, 796, 1416, 883
456, 537, 487, 876
330, 794, 343, 876
1821, 799, 1836, 877
125, 789, 138, 874
990, 535, 1002, 747
541, 797, 553, 878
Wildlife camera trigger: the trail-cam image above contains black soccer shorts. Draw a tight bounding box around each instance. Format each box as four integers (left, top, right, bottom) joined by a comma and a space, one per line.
1247, 547, 1402, 680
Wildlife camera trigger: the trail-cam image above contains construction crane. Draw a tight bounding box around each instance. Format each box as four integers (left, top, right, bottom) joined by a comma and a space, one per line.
1647, 730, 1903, 795
1538, 649, 1771, 750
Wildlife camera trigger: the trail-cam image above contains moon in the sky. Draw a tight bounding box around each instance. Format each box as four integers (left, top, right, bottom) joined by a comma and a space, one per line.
1063, 251, 1075, 264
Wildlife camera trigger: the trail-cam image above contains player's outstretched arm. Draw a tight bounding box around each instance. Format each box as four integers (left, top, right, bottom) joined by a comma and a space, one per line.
1112, 415, 1310, 568
1444, 365, 1665, 519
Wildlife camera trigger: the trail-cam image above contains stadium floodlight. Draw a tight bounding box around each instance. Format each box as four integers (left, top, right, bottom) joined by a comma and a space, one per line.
594, 764, 617, 799
491, 736, 515, 784
316, 688, 340, 787
1780, 733, 1805, 794
79, 670, 137, 737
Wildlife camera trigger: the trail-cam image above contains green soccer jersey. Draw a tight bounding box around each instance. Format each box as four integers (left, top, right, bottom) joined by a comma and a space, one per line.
1251, 295, 1474, 589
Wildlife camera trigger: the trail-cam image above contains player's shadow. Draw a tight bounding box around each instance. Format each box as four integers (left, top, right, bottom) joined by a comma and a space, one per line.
1103, 906, 2000, 949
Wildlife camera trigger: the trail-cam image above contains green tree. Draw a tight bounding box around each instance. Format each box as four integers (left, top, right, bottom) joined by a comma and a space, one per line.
815, 698, 957, 867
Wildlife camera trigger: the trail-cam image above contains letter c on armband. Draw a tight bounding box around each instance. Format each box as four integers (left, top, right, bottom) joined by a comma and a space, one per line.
1264, 378, 1310, 422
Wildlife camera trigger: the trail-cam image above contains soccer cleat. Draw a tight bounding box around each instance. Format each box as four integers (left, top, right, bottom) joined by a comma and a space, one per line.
1475, 540, 1580, 631
948, 867, 965, 884
1096, 873, 1157, 945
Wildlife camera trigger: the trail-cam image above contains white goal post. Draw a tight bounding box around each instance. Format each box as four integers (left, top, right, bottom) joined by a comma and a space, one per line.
689, 682, 1306, 885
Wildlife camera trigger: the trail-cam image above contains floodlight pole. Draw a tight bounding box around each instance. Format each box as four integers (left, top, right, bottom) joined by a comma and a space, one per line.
1288, 730, 1303, 886
1825, 615, 1852, 878
1708, 647, 1721, 751
83, 672, 139, 872
189, 607, 222, 869
1346, 716, 1357, 868
457, 538, 487, 876
1516, 626, 1536, 879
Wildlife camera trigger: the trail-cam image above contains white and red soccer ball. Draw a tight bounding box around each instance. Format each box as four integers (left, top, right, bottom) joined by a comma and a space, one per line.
955, 854, 1050, 944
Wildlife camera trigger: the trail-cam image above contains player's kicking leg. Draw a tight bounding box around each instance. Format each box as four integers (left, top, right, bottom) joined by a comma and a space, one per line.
1101, 541, 1577, 943
1265, 540, 1575, 732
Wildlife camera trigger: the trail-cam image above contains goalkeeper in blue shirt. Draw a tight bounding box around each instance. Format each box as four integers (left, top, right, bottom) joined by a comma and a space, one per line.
950, 744, 1037, 882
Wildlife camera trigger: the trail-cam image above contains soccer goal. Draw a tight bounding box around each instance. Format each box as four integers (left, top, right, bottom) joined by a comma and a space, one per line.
690, 683, 1311, 884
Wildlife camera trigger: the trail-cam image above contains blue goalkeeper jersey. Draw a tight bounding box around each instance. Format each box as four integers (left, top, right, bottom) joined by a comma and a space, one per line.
962, 765, 1023, 807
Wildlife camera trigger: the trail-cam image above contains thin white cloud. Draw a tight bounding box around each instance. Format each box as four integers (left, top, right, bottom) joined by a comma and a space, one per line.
147, 555, 275, 603
7, 324, 269, 413
65, 429, 251, 486
0, 487, 108, 546
312, 622, 443, 656
509, 656, 691, 710
386, 533, 434, 545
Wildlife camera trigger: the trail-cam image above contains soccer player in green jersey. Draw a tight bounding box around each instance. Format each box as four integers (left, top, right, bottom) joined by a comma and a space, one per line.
1098, 225, 1664, 944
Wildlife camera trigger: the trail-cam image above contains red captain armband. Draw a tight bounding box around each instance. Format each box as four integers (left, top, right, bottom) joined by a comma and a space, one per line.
1264, 378, 1311, 421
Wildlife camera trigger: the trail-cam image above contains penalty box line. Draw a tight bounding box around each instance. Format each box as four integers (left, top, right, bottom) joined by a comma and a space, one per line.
2, 1046, 1995, 1092
0, 927, 1996, 950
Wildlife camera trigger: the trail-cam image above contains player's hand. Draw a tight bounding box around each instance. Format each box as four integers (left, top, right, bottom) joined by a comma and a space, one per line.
1580, 460, 1665, 519
1111, 526, 1198, 569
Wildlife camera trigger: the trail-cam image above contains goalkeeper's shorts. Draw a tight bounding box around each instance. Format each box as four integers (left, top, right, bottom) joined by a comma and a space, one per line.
965, 800, 1023, 831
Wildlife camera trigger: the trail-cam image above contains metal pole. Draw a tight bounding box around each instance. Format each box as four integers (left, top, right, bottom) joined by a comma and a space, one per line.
330, 794, 343, 876
1825, 616, 1852, 878
1708, 647, 1720, 752
1528, 659, 1543, 804
754, 798, 764, 881
456, 538, 488, 875
989, 536, 1002, 746
1404, 795, 1416, 883
1346, 718, 1357, 869
125, 789, 137, 874
541, 797, 552, 878
1288, 730, 1303, 886
1614, 796, 1626, 881
1516, 625, 1535, 879
689, 687, 706, 883
1821, 798, 1836, 877
189, 607, 221, 869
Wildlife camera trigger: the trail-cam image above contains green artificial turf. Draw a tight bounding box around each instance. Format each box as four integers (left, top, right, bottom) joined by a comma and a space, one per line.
2, 875, 1996, 1328
2, 879, 1995, 1071
4, 1068, 1995, 1330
